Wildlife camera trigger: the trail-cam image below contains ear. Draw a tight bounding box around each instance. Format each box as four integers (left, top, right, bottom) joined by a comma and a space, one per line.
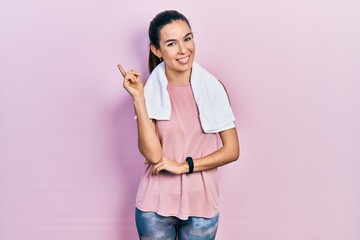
150, 45, 162, 58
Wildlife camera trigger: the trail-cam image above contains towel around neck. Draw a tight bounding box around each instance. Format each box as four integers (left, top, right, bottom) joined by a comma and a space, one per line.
144, 61, 235, 133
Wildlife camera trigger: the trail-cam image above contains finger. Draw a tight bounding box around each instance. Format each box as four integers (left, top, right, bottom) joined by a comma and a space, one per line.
129, 69, 141, 76
152, 162, 164, 175
129, 74, 138, 83
152, 167, 158, 175
117, 64, 127, 77
154, 165, 164, 175
153, 161, 163, 169
124, 72, 140, 82
122, 77, 131, 88
131, 74, 138, 83
123, 74, 137, 84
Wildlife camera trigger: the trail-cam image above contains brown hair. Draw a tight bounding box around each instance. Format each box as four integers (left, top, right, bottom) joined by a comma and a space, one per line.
148, 10, 191, 73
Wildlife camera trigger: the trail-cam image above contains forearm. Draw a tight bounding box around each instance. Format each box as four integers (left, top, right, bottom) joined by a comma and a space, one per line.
181, 128, 240, 173
193, 145, 239, 172
133, 95, 162, 164
151, 129, 239, 176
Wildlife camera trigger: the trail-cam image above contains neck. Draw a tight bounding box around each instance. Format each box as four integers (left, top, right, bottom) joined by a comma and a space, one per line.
165, 68, 192, 84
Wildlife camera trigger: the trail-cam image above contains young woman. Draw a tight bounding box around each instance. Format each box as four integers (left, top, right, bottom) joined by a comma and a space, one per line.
118, 10, 240, 240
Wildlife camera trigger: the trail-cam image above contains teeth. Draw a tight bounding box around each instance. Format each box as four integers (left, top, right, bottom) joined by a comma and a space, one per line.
178, 57, 189, 63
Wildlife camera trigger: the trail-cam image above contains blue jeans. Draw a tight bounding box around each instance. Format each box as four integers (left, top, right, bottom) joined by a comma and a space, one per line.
135, 208, 219, 240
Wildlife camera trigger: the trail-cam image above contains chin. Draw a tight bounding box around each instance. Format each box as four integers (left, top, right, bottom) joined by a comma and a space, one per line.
178, 59, 194, 69
176, 64, 192, 73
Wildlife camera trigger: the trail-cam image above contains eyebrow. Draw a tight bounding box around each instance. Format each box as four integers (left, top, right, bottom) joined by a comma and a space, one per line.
164, 32, 193, 44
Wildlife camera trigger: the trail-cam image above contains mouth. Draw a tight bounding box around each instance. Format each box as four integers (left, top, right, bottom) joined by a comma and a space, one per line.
176, 56, 190, 64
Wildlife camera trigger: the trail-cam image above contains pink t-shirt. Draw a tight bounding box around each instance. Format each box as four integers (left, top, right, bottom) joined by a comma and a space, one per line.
135, 81, 220, 220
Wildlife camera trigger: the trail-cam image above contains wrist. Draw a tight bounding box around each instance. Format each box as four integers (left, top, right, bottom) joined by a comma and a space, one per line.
185, 157, 194, 174
180, 161, 189, 174
133, 94, 145, 104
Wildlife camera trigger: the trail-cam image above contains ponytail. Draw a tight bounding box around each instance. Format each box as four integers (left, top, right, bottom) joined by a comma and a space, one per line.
148, 49, 162, 73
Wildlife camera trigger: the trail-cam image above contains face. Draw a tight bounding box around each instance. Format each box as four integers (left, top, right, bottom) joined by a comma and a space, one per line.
151, 20, 195, 75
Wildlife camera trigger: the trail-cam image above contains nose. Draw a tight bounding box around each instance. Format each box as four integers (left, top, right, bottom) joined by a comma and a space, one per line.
178, 42, 187, 54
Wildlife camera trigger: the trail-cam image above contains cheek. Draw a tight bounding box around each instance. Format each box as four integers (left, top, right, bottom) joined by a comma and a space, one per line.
163, 48, 178, 58
186, 42, 195, 52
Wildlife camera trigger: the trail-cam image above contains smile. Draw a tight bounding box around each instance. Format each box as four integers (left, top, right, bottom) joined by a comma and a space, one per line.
177, 56, 190, 64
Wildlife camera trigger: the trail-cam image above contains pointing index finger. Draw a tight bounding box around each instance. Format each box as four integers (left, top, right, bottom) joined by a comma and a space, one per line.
117, 64, 126, 77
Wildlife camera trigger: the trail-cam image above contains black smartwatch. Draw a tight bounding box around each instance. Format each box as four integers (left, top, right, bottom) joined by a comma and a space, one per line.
186, 157, 194, 174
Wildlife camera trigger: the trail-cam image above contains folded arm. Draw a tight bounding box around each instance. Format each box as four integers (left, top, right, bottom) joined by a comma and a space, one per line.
152, 127, 240, 175
191, 127, 240, 172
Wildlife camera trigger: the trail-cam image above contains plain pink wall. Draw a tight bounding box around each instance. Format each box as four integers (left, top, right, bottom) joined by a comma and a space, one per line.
1, 0, 359, 239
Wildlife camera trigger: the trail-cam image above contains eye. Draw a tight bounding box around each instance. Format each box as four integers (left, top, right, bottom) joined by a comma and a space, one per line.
184, 36, 193, 41
167, 41, 176, 47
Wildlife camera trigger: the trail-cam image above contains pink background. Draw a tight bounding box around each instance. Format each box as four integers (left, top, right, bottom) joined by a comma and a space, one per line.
1, 0, 359, 239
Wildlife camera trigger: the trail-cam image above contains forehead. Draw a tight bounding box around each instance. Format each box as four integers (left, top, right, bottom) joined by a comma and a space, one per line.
159, 20, 191, 41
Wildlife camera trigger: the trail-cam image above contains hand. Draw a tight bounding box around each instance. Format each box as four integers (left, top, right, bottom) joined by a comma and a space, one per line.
151, 156, 187, 176
117, 64, 144, 98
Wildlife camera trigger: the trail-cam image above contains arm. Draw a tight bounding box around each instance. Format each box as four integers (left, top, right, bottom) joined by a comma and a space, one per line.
118, 64, 162, 164
191, 127, 240, 172
133, 96, 162, 164
152, 127, 240, 175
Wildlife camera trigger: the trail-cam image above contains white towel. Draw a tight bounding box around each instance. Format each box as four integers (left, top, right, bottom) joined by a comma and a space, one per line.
144, 61, 235, 133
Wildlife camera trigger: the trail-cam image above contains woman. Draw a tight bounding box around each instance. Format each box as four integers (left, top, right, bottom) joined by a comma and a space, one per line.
118, 10, 240, 240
